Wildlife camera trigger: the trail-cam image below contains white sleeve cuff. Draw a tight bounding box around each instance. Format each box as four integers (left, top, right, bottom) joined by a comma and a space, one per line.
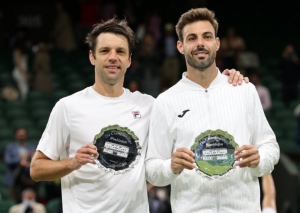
163, 159, 180, 181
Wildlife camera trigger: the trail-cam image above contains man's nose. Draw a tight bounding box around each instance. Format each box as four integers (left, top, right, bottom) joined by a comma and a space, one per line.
196, 38, 205, 47
108, 51, 118, 61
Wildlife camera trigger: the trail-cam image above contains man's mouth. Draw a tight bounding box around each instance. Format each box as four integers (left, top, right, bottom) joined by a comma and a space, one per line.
106, 65, 120, 72
193, 51, 208, 57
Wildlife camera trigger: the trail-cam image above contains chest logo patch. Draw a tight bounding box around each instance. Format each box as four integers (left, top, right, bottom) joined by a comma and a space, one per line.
178, 109, 190, 118
132, 111, 141, 119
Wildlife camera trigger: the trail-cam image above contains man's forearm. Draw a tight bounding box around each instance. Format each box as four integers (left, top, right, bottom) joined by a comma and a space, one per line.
30, 158, 75, 181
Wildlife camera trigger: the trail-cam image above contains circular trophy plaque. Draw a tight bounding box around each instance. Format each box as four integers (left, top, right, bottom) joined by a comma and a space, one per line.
93, 125, 141, 175
191, 129, 239, 180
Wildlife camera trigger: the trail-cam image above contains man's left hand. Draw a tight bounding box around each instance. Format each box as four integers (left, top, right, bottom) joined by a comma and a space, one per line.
222, 69, 249, 86
234, 144, 260, 168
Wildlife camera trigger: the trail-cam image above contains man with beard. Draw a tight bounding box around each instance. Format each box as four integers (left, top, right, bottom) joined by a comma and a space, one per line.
30, 15, 247, 213
145, 8, 279, 213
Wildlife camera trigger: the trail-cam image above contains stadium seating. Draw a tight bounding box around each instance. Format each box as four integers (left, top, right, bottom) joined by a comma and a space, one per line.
0, 199, 15, 213
0, 186, 10, 200
46, 197, 62, 213
0, 127, 14, 141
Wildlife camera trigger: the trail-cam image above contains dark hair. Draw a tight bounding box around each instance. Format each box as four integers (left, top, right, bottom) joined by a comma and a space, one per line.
175, 8, 219, 42
85, 16, 137, 56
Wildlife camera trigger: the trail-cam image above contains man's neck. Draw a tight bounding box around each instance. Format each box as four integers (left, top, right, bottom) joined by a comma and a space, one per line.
92, 82, 124, 97
186, 65, 218, 88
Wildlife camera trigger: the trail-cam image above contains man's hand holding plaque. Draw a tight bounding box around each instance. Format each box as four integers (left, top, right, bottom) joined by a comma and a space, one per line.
234, 144, 260, 168
171, 148, 195, 174
73, 143, 99, 170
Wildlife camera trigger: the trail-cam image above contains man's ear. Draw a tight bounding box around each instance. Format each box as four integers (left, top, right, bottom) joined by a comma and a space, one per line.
127, 54, 132, 69
89, 50, 95, 65
216, 37, 220, 51
177, 40, 184, 55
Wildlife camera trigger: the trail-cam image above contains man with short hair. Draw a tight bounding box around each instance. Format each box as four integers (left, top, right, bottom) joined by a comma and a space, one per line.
145, 8, 279, 213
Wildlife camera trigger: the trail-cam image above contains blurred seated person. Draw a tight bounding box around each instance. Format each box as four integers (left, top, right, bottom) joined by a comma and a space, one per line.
238, 49, 260, 75
250, 71, 271, 111
50, 1, 77, 53
147, 183, 172, 213
219, 26, 245, 69
279, 43, 299, 106
8, 188, 46, 213
1, 86, 19, 101
32, 42, 53, 95
4, 127, 38, 202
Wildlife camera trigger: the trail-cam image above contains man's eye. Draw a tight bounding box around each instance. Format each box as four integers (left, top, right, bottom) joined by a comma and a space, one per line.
119, 49, 128, 54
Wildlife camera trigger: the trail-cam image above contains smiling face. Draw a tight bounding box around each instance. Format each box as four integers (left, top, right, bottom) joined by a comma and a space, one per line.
89, 33, 131, 86
177, 20, 220, 71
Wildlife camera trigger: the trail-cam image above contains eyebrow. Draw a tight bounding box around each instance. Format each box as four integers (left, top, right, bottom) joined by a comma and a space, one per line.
186, 33, 197, 37
203, 31, 213, 35
98, 46, 128, 51
186, 31, 214, 37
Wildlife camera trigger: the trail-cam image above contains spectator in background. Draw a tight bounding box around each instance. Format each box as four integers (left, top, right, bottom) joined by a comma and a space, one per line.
147, 183, 172, 213
147, 8, 162, 45
4, 127, 38, 203
160, 22, 180, 91
135, 20, 147, 42
1, 86, 19, 101
8, 188, 46, 213
250, 71, 272, 111
238, 46, 260, 76
279, 43, 299, 106
32, 42, 53, 95
262, 174, 277, 213
136, 33, 162, 97
50, 1, 77, 53
12, 35, 30, 101
219, 26, 245, 69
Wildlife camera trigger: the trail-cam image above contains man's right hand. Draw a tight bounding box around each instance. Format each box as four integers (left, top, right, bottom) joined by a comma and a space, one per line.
72, 143, 99, 170
171, 148, 195, 174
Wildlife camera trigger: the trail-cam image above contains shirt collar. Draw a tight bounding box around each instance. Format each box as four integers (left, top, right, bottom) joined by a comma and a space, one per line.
180, 68, 227, 90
